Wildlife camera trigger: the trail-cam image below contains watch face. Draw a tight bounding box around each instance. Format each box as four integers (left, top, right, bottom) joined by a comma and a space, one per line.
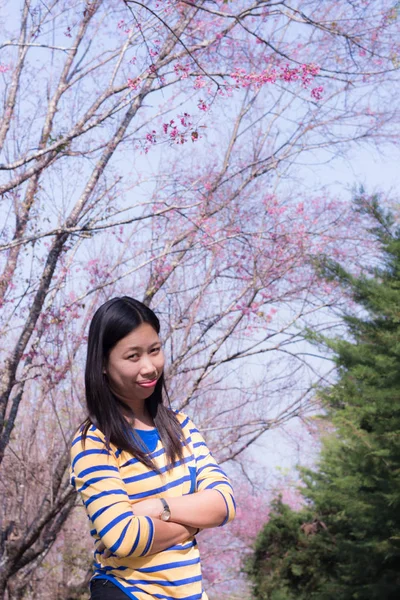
160, 508, 171, 522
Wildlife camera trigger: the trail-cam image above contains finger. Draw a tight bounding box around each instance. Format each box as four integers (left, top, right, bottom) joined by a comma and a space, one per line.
97, 542, 112, 558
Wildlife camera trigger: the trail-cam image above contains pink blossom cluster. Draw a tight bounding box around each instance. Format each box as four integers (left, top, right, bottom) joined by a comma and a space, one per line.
0, 64, 9, 73
154, 0, 173, 8
127, 77, 141, 91
174, 62, 190, 79
194, 76, 207, 89
143, 112, 200, 153
150, 261, 176, 288
311, 86, 324, 100
117, 19, 132, 34
197, 99, 208, 111
231, 66, 277, 86
230, 62, 323, 100
233, 300, 278, 320
87, 257, 110, 285
162, 112, 192, 143
142, 133, 155, 154
299, 63, 320, 85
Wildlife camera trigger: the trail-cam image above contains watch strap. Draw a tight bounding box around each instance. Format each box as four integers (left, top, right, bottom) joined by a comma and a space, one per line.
159, 497, 171, 521
160, 498, 169, 511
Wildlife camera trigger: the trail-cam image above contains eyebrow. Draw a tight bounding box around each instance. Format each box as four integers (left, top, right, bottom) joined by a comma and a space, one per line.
124, 342, 161, 351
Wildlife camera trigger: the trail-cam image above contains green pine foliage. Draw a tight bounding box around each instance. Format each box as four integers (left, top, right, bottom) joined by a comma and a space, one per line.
246, 197, 400, 600
245, 498, 338, 600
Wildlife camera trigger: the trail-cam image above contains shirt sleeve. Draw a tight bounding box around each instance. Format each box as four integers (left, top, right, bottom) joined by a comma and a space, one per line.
70, 427, 154, 558
184, 416, 236, 526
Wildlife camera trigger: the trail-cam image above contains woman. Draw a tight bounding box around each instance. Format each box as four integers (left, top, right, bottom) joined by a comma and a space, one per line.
70, 296, 236, 600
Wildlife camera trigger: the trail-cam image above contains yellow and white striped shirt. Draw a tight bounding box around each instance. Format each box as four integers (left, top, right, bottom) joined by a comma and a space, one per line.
70, 411, 236, 600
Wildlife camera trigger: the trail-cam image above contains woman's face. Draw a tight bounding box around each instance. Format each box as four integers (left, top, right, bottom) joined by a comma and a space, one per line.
105, 323, 165, 405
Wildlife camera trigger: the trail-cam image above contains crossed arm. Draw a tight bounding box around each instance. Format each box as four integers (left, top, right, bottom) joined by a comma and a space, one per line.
100, 490, 228, 556
71, 418, 235, 559
134, 489, 228, 528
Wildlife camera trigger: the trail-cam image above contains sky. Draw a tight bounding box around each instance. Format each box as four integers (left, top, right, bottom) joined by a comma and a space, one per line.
2, 0, 400, 486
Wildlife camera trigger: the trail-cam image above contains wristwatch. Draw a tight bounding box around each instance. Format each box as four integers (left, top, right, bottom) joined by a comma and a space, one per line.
159, 498, 171, 521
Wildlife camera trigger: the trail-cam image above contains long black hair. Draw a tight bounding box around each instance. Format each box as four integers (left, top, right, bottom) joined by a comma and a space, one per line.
81, 296, 184, 470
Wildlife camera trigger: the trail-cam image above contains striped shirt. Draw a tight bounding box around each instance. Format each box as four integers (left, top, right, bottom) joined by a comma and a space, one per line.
70, 411, 236, 600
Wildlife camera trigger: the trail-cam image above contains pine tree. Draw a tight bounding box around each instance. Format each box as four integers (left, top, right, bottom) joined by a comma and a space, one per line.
245, 498, 338, 600
246, 197, 400, 599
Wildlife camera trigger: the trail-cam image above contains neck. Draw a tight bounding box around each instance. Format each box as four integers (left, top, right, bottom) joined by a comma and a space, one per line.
119, 399, 154, 429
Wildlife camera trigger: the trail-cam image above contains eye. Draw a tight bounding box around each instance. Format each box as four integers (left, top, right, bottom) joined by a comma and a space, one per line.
127, 353, 139, 360
151, 346, 161, 354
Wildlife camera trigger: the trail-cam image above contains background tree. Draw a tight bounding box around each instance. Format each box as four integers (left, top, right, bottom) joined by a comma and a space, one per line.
245, 194, 400, 600
0, 0, 400, 597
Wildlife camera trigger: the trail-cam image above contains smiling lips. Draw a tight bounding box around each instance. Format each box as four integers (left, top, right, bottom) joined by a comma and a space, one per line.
136, 379, 158, 388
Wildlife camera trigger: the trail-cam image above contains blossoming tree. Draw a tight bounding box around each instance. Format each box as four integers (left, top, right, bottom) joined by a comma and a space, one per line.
0, 0, 399, 597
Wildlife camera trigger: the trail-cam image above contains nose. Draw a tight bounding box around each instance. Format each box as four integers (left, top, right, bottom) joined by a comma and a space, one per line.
139, 354, 157, 376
